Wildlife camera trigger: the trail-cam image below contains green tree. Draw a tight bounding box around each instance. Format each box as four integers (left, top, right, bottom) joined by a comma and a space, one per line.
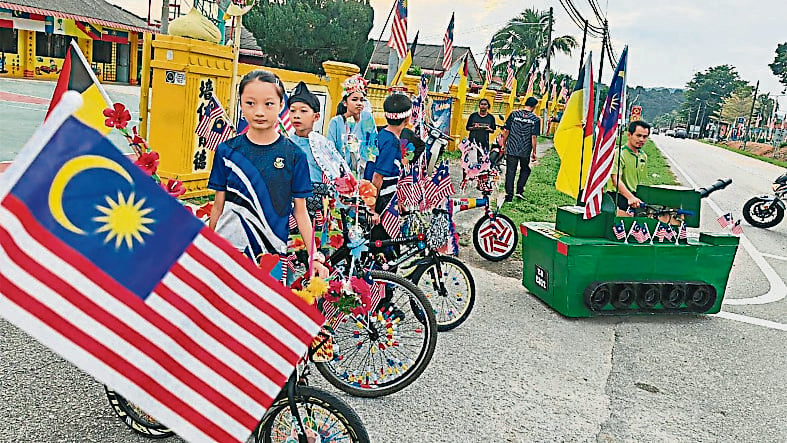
769, 43, 787, 90
244, 0, 374, 74
490, 8, 577, 89
721, 85, 755, 122
680, 65, 747, 136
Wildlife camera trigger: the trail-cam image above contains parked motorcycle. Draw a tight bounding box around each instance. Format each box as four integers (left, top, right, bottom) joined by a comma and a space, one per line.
742, 170, 787, 228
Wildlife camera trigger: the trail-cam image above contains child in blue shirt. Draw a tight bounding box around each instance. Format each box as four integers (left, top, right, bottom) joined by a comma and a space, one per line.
288, 81, 349, 217
208, 70, 327, 277
368, 93, 412, 214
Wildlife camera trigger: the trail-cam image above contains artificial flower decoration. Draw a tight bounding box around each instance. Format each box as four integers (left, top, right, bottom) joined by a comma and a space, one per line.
103, 103, 132, 129
328, 233, 344, 249
333, 174, 357, 196
161, 178, 186, 198
196, 202, 213, 219
290, 236, 306, 251
319, 276, 374, 316
358, 179, 377, 208
134, 151, 160, 176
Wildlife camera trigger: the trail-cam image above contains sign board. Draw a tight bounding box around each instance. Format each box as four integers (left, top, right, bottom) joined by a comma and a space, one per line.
630, 105, 642, 122
165, 70, 186, 85
535, 265, 549, 291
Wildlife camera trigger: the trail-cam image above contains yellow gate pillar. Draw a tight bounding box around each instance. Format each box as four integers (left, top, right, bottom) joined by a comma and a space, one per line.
321, 61, 359, 129
147, 35, 233, 197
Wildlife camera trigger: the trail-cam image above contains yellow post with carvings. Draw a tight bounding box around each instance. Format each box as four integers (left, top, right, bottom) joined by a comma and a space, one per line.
147, 35, 234, 197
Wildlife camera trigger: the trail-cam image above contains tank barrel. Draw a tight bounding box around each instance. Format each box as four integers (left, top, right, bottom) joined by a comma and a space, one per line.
696, 178, 732, 198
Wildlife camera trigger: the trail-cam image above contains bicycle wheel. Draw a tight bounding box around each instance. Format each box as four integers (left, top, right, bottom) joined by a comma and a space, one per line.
256, 386, 369, 443
411, 255, 476, 332
104, 386, 174, 439
472, 212, 518, 262
314, 270, 437, 397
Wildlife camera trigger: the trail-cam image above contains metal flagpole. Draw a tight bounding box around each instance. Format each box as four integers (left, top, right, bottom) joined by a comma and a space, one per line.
578, 20, 588, 74
363, 0, 397, 79
593, 20, 607, 123
227, 3, 253, 127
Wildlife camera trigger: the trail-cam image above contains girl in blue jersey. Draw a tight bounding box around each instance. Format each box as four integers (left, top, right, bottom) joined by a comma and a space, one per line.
208, 70, 327, 277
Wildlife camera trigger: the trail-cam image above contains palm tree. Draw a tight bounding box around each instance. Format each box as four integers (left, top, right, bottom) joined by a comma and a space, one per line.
490, 8, 577, 89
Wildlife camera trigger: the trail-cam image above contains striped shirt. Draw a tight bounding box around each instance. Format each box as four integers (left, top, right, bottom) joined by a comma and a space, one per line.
504, 110, 540, 157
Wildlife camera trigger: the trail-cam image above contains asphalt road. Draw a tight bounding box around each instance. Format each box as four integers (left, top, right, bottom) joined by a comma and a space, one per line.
3, 112, 787, 441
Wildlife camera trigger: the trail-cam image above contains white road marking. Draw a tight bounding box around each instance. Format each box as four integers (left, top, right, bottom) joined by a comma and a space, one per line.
762, 253, 787, 261
658, 146, 787, 306
713, 311, 787, 331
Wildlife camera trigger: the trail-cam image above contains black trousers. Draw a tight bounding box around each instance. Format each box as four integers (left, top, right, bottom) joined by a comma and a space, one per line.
505, 154, 531, 197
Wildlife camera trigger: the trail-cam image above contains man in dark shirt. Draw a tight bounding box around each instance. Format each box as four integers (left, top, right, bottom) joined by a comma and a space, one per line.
466, 98, 496, 151
501, 96, 540, 202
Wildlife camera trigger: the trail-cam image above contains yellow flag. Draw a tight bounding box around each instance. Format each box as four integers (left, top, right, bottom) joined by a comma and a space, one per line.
478, 80, 489, 101
554, 87, 593, 198
456, 55, 468, 101
390, 32, 418, 86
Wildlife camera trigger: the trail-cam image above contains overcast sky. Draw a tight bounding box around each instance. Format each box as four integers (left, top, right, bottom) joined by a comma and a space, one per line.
117, 1, 787, 100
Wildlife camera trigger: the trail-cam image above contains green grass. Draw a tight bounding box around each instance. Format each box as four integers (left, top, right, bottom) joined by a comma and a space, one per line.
699, 140, 787, 168
500, 138, 677, 229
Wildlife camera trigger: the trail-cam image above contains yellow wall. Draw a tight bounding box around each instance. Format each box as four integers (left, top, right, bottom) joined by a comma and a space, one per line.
143, 34, 565, 196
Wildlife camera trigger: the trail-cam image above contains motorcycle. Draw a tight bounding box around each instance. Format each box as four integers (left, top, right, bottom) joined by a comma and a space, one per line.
742, 170, 787, 228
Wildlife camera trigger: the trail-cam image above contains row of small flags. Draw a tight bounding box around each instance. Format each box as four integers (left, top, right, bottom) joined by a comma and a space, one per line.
613, 213, 744, 245
717, 212, 744, 235
383, 159, 456, 239
397, 159, 455, 211
612, 220, 687, 244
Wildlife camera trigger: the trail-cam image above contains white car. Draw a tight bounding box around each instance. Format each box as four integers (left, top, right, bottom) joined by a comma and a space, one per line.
665, 129, 676, 137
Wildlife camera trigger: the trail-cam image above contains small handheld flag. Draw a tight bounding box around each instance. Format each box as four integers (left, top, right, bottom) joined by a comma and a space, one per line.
612, 219, 626, 240
717, 212, 734, 229
677, 221, 688, 243
731, 219, 744, 235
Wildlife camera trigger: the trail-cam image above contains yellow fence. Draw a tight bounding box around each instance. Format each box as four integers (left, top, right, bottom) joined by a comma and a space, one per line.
140, 34, 561, 196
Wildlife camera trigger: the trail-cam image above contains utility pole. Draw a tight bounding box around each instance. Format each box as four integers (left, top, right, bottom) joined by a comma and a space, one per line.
578, 20, 588, 73
593, 20, 608, 123
160, 0, 170, 34
541, 6, 553, 134
743, 80, 759, 151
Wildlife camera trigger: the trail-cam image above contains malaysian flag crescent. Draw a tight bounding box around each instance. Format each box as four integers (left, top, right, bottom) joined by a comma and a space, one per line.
0, 93, 323, 443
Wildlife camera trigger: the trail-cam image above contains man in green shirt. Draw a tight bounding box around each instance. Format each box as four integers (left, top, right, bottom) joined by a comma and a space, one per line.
606, 120, 650, 214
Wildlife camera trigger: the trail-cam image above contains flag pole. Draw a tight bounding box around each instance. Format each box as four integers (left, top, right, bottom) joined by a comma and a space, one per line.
593, 19, 607, 123
364, 0, 397, 79
578, 20, 588, 74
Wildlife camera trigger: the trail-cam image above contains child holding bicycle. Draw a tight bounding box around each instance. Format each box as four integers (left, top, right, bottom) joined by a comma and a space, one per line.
207, 70, 327, 278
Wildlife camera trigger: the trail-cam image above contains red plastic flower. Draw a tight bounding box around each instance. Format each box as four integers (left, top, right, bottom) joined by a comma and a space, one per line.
290, 237, 306, 251
196, 202, 213, 219
131, 126, 145, 145
161, 178, 186, 198
103, 103, 132, 129
333, 175, 357, 196
350, 277, 371, 297
328, 233, 344, 249
134, 151, 159, 175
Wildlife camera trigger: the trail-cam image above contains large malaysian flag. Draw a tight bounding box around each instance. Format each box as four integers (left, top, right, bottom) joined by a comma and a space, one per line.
388, 0, 408, 59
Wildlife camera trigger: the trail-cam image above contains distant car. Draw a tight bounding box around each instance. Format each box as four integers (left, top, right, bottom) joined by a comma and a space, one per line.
651, 128, 660, 135
665, 129, 676, 137
674, 128, 687, 139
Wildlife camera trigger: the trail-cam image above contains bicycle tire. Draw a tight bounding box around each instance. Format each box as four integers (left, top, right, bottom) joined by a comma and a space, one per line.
472, 213, 518, 262
104, 386, 174, 439
314, 270, 437, 397
256, 385, 369, 443
410, 255, 476, 331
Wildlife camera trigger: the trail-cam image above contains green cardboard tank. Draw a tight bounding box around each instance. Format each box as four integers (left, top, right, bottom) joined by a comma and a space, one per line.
520, 180, 739, 317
